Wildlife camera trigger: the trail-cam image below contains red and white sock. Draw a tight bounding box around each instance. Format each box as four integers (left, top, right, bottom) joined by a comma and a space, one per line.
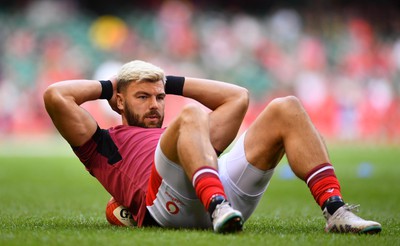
192, 166, 226, 211
305, 163, 343, 208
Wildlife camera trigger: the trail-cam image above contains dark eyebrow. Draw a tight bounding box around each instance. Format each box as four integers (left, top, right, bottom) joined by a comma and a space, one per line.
135, 91, 151, 96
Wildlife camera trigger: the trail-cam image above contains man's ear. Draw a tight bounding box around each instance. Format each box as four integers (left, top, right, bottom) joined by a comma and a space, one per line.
116, 93, 124, 111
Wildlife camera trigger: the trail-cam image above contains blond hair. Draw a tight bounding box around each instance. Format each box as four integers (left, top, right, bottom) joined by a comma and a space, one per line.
116, 60, 166, 93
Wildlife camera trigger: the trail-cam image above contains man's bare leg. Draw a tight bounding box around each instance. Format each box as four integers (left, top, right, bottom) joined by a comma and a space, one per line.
243, 96, 381, 234
160, 104, 243, 233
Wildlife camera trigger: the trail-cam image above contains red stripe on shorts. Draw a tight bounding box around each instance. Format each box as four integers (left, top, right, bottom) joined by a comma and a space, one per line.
146, 162, 162, 206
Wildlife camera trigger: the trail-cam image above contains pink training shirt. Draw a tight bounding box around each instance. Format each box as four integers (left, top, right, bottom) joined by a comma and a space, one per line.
73, 125, 166, 227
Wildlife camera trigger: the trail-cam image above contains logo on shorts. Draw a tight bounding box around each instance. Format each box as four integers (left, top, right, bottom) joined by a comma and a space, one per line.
166, 201, 179, 214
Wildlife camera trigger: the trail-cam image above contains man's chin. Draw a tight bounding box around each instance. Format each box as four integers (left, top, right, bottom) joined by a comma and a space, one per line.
144, 121, 163, 128
127, 121, 162, 128
144, 118, 163, 128
145, 124, 161, 128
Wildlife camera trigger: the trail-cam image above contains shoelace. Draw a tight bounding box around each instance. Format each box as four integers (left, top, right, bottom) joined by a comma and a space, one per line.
343, 204, 360, 213
335, 204, 362, 220
325, 204, 361, 221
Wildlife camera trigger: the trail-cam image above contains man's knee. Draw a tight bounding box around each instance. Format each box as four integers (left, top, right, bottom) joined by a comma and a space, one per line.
179, 104, 208, 126
267, 96, 306, 119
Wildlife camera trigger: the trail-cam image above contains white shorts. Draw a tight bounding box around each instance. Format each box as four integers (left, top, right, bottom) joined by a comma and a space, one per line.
146, 131, 274, 228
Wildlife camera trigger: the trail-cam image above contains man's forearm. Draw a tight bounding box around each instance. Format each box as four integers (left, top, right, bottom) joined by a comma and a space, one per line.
180, 77, 248, 111
45, 79, 104, 106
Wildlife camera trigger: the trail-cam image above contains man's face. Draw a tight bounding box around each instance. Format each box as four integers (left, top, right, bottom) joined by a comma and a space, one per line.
118, 80, 165, 128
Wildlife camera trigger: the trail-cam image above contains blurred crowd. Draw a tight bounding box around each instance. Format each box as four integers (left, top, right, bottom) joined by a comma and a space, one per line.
0, 0, 399, 143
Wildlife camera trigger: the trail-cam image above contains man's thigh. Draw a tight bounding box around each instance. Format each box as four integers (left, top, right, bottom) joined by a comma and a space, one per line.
218, 131, 274, 221
146, 142, 211, 228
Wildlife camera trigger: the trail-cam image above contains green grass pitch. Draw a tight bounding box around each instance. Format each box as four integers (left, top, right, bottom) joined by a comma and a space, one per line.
1, 141, 399, 246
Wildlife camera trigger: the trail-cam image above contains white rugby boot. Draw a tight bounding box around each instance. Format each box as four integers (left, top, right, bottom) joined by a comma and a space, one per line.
323, 204, 382, 234
209, 196, 243, 233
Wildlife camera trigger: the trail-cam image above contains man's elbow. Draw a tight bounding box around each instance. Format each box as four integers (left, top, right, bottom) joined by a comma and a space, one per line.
43, 84, 64, 112
43, 84, 55, 104
227, 86, 249, 118
237, 87, 250, 112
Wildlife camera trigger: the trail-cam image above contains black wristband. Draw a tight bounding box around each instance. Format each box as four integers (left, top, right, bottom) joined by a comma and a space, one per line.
99, 80, 113, 100
165, 76, 185, 95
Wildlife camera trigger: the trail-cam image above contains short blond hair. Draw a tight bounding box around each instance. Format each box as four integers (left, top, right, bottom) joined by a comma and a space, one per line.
116, 60, 166, 93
